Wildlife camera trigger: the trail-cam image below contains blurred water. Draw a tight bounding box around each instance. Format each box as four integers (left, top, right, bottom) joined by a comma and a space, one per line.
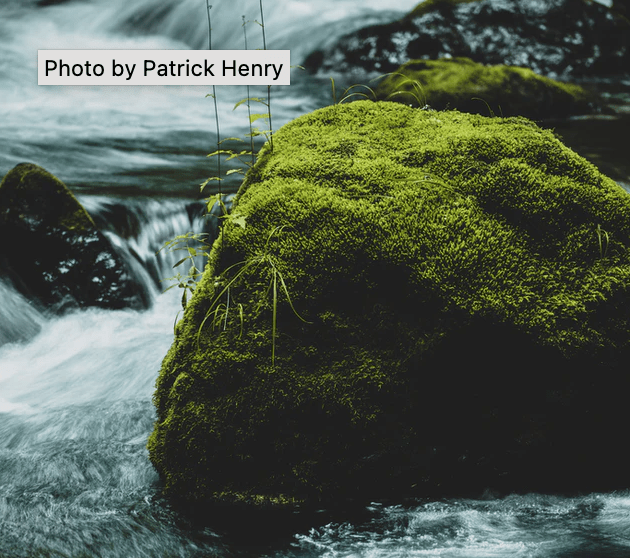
284, 494, 630, 557
0, 0, 414, 192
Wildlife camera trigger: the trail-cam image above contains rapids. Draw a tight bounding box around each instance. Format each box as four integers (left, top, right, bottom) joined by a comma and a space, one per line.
1, 0, 629, 556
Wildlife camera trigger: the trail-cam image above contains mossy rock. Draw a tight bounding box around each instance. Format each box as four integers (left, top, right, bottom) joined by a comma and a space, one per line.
375, 57, 595, 118
149, 101, 630, 507
0, 163, 149, 310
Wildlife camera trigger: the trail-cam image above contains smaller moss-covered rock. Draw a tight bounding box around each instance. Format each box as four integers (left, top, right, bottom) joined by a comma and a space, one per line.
375, 57, 596, 119
0, 163, 148, 311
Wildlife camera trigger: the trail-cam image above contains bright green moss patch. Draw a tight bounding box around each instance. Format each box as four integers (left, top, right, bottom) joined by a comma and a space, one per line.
374, 57, 595, 118
149, 101, 630, 506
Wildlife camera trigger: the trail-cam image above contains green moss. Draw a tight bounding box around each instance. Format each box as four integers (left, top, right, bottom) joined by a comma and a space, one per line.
374, 57, 594, 118
149, 101, 630, 506
0, 163, 95, 231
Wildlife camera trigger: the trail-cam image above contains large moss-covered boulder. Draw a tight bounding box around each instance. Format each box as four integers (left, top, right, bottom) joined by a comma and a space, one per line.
375, 57, 596, 118
149, 101, 630, 507
0, 163, 149, 311
304, 0, 630, 79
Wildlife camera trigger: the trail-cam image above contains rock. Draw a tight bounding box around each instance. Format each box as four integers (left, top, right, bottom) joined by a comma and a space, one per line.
614, 0, 629, 17
0, 163, 149, 311
304, 0, 630, 80
148, 101, 630, 507
374, 57, 597, 118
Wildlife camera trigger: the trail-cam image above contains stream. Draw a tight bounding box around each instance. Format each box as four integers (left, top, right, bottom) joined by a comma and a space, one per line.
1, 0, 629, 556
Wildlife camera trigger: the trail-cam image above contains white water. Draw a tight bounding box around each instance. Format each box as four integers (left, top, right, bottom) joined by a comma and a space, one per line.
0, 0, 416, 191
289, 494, 630, 557
1, 0, 630, 556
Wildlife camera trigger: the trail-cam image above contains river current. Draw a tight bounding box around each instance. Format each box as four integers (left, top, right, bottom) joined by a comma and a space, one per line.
1, 0, 630, 556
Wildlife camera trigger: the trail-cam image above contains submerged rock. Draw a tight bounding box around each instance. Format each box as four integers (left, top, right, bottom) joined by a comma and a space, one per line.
149, 101, 630, 507
374, 57, 597, 118
0, 163, 149, 311
304, 0, 630, 80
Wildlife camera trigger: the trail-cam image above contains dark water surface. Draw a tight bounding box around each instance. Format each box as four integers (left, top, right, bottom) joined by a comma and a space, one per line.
1, 0, 630, 556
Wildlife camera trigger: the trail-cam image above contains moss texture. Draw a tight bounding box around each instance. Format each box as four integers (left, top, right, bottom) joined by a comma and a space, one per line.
374, 57, 595, 118
149, 101, 630, 506
0, 163, 95, 231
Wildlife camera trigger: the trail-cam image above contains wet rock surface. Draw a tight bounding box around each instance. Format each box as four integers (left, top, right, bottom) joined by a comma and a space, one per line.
304, 0, 630, 80
0, 163, 150, 311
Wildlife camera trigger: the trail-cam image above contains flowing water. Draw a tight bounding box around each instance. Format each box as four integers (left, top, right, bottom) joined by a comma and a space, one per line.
1, 1, 630, 556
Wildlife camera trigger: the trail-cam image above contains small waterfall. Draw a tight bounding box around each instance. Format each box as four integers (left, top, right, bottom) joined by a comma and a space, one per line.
0, 195, 232, 351
0, 278, 45, 347
0, 196, 228, 556
76, 194, 231, 298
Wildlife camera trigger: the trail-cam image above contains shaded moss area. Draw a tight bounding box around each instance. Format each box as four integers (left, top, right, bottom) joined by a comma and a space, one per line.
374, 57, 595, 118
0, 163, 149, 310
149, 101, 630, 507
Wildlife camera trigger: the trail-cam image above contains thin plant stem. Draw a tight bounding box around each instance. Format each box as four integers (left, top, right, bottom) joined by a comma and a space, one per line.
207, 2, 222, 239
259, 0, 273, 151
242, 15, 255, 167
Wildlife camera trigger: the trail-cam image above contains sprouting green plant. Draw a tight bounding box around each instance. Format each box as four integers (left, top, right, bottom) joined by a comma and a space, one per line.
596, 224, 610, 258
161, 0, 275, 320
258, 0, 273, 151
197, 225, 311, 365
242, 15, 256, 167
205, 2, 223, 205
203, 139, 257, 184
330, 77, 377, 105
375, 72, 427, 107
159, 232, 212, 311
208, 286, 245, 338
201, 7, 275, 184
471, 97, 498, 117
